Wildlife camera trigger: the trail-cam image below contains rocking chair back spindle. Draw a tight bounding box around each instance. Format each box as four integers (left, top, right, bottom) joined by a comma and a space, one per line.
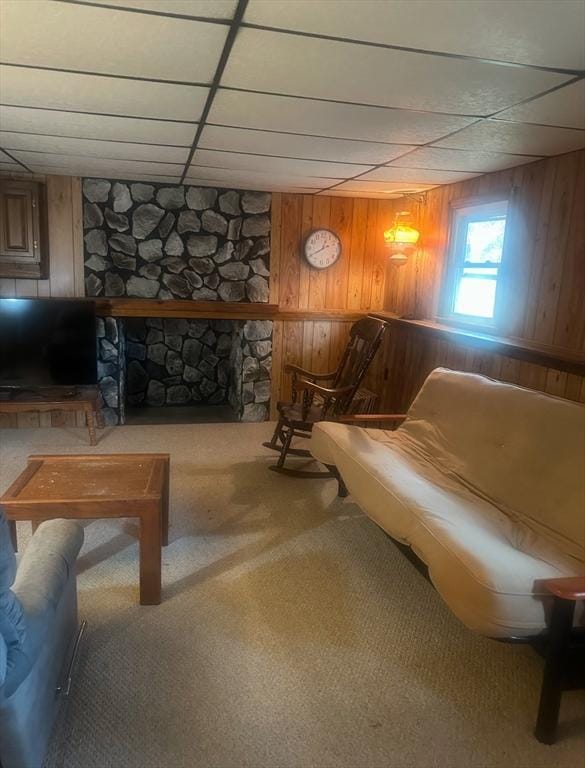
264, 317, 387, 476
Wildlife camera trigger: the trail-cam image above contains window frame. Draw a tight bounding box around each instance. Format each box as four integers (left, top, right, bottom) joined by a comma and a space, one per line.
439, 195, 510, 331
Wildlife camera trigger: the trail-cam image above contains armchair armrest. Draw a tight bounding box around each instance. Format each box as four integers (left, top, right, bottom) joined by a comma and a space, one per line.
10, 520, 84, 689
339, 414, 408, 424
544, 577, 585, 601
284, 363, 337, 381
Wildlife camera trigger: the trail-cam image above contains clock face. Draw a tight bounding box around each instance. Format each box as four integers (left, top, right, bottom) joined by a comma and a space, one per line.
303, 229, 341, 269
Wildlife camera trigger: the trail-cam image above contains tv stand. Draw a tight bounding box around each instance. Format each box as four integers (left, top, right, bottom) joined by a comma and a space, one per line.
0, 386, 104, 445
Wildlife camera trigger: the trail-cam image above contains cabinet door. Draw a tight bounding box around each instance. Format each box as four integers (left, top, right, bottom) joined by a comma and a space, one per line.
0, 180, 48, 278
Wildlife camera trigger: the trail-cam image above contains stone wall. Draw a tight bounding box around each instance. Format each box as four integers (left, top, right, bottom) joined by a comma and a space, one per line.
96, 316, 125, 425
82, 179, 270, 303
229, 320, 272, 422
125, 317, 233, 407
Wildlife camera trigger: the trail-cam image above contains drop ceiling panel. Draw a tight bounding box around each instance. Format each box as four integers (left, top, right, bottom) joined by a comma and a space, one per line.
0, 66, 207, 122
89, 0, 237, 18
318, 190, 403, 199
0, 133, 189, 164
209, 90, 476, 144
333, 180, 439, 194
388, 146, 541, 173
26, 167, 182, 183
0, 0, 227, 83
0, 106, 195, 146
494, 80, 585, 129
435, 121, 585, 156
222, 28, 569, 115
245, 0, 585, 70
8, 151, 184, 177
186, 167, 333, 189
199, 125, 416, 164
358, 167, 479, 184
191, 149, 373, 178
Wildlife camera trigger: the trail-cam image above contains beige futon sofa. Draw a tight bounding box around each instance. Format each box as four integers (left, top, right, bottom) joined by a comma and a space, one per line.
310, 368, 585, 639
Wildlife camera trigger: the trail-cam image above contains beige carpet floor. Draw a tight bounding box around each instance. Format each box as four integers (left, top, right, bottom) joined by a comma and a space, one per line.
0, 422, 583, 768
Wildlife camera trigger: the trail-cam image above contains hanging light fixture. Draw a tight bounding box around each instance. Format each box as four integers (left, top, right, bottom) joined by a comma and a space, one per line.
383, 211, 420, 266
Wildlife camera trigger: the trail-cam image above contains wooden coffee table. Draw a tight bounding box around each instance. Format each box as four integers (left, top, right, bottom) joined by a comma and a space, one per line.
1, 453, 169, 605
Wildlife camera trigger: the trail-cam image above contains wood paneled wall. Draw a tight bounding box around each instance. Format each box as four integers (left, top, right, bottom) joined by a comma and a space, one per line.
383, 149, 585, 349
1, 167, 583, 427
0, 175, 84, 300
0, 175, 84, 428
370, 149, 585, 412
269, 193, 398, 413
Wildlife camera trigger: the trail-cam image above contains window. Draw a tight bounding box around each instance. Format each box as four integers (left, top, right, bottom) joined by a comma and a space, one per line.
442, 198, 509, 326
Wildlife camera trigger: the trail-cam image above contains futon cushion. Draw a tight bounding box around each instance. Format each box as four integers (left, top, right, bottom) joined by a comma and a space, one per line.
0, 509, 27, 692
401, 369, 585, 561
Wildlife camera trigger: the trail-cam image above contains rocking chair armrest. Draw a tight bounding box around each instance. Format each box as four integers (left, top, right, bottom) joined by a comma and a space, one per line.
285, 363, 337, 381
338, 414, 408, 424
296, 379, 355, 398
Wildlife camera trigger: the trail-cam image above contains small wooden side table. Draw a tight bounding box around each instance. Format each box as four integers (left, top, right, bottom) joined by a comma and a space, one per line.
0, 387, 104, 445
535, 577, 585, 744
1, 453, 170, 605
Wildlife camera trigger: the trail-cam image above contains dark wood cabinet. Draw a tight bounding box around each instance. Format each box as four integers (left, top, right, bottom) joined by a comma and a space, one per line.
0, 180, 49, 278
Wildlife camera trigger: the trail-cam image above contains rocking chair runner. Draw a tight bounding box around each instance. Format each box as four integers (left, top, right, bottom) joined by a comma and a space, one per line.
263, 317, 387, 476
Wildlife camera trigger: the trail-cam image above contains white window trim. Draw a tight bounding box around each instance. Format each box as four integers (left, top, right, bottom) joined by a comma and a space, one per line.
440, 196, 509, 331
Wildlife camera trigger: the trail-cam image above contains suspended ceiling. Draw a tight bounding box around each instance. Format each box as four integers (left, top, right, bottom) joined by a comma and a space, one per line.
0, 0, 583, 197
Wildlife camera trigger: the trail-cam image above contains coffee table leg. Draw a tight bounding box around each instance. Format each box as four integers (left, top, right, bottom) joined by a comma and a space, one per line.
139, 505, 161, 605
162, 457, 170, 547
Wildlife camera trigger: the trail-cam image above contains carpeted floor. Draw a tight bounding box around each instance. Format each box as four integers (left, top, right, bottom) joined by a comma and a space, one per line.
0, 422, 583, 768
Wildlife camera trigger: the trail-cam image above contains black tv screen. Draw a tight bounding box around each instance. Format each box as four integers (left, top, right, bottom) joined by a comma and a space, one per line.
0, 298, 97, 388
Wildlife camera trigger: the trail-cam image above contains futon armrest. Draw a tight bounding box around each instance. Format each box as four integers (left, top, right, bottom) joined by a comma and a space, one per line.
339, 414, 408, 424
544, 577, 585, 601
284, 363, 337, 381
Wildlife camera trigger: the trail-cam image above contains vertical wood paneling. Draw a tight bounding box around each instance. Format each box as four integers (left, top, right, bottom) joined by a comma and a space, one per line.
269, 192, 282, 307
0, 175, 85, 429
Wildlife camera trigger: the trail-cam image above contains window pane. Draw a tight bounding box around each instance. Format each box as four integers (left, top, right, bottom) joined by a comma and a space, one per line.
453, 276, 497, 318
465, 218, 506, 264
463, 267, 498, 276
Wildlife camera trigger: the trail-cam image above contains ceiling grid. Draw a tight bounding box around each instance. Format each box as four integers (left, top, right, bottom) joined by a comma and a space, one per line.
0, 0, 583, 196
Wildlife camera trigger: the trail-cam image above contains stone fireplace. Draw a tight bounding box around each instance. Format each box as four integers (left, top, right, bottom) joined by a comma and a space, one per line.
96, 316, 272, 425
84, 177, 273, 424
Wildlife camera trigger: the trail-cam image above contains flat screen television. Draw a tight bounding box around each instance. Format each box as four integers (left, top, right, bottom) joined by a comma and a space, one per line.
0, 298, 97, 389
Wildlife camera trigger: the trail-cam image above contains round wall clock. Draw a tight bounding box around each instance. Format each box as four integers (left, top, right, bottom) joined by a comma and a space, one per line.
303, 229, 342, 269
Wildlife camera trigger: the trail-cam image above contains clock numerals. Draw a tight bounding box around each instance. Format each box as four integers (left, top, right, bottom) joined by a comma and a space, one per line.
304, 229, 341, 270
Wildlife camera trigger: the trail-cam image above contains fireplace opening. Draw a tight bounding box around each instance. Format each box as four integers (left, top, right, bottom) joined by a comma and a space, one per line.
96, 316, 272, 426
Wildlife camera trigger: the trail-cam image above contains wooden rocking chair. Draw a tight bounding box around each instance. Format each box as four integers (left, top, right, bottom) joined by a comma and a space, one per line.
263, 317, 387, 476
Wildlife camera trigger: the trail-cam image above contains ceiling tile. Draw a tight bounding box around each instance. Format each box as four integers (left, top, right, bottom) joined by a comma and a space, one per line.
0, 0, 227, 82
317, 190, 403, 199
89, 0, 237, 18
333, 180, 440, 194
209, 90, 476, 144
26, 167, 182, 184
0, 66, 207, 122
191, 149, 373, 178
245, 0, 585, 70
493, 80, 585, 129
0, 106, 195, 146
387, 146, 541, 173
434, 120, 585, 156
8, 151, 184, 177
186, 167, 332, 189
0, 133, 189, 164
222, 28, 569, 115
357, 168, 478, 184
199, 125, 416, 164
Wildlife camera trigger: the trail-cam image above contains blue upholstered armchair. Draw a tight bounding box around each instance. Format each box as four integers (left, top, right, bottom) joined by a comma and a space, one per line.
0, 510, 84, 768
